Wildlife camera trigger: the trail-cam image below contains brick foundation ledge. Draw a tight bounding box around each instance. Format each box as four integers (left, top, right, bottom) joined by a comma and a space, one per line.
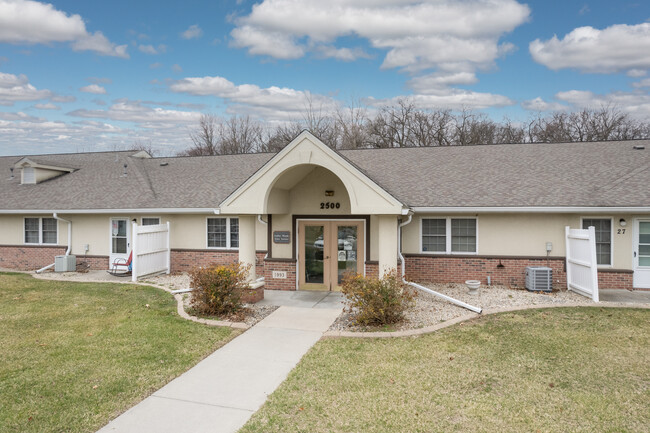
264, 257, 297, 291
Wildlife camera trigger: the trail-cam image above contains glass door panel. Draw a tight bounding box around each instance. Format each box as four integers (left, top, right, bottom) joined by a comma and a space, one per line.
639, 222, 650, 267
304, 225, 325, 284
336, 225, 358, 284
111, 219, 127, 254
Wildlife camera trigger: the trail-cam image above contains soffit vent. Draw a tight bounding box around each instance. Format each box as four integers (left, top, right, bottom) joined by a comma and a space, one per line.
22, 166, 35, 184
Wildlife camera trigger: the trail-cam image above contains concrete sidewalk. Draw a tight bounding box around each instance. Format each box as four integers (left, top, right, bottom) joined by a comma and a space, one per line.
98, 300, 342, 433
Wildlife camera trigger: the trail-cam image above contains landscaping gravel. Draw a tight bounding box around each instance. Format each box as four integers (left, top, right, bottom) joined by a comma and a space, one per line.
330, 283, 593, 332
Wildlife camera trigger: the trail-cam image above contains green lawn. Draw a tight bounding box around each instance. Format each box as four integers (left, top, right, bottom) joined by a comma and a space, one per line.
241, 307, 650, 433
0, 272, 239, 433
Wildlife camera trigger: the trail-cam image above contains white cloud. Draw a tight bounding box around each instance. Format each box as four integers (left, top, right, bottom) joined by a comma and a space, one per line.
50, 94, 76, 103
407, 72, 479, 93
367, 89, 514, 111
67, 99, 202, 125
627, 69, 647, 77
521, 97, 567, 111
149, 62, 163, 69
171, 63, 183, 73
0, 71, 51, 105
530, 23, 650, 73
138, 44, 166, 55
230, 0, 529, 73
71, 31, 128, 58
0, 0, 128, 58
314, 45, 371, 61
33, 102, 60, 110
554, 89, 650, 118
80, 84, 106, 94
181, 24, 203, 40
632, 78, 650, 88
169, 75, 337, 121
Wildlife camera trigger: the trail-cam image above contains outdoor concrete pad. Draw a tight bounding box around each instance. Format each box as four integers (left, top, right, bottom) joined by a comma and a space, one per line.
97, 396, 253, 433
600, 289, 650, 303
97, 302, 342, 433
258, 290, 329, 308
257, 305, 343, 332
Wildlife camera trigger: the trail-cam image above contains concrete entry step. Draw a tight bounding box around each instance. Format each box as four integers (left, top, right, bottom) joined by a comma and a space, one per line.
97, 304, 342, 433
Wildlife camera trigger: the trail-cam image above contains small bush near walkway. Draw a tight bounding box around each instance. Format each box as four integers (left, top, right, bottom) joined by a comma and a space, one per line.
341, 271, 415, 326
189, 263, 250, 316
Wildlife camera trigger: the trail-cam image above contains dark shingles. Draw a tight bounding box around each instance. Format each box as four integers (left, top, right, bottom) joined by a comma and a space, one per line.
0, 141, 648, 211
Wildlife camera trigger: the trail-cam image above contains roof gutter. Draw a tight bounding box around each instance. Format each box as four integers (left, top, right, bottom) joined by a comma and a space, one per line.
0, 208, 222, 215
411, 206, 650, 214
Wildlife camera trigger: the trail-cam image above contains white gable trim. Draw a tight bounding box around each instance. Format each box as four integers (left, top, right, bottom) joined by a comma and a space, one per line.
219, 131, 406, 215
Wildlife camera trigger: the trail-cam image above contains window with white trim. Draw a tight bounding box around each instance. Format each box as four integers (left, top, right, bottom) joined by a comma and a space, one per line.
422, 217, 477, 254
582, 218, 612, 265
24, 217, 57, 244
142, 217, 160, 226
207, 217, 239, 249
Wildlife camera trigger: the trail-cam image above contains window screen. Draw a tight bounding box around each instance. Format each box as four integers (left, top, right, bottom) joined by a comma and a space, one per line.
142, 217, 160, 226
451, 219, 477, 253
25, 218, 39, 243
582, 219, 611, 265
207, 218, 227, 248
230, 218, 239, 248
41, 218, 57, 244
422, 219, 446, 252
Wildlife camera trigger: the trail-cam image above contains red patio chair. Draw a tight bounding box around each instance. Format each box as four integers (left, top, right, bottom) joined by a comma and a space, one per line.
108, 251, 133, 276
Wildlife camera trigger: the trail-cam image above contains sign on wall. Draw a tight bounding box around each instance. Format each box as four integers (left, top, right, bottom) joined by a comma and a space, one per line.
273, 231, 290, 244
272, 270, 287, 279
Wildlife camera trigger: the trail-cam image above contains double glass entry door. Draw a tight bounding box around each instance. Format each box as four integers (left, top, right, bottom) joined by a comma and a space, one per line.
299, 220, 364, 291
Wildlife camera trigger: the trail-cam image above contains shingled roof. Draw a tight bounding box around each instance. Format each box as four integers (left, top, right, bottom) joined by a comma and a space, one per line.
0, 140, 648, 211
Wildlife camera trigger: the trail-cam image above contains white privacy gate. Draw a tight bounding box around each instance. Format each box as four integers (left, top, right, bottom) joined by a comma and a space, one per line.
132, 222, 170, 282
565, 226, 599, 302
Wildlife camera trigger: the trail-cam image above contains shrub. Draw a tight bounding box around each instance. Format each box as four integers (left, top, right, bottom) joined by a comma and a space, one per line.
341, 271, 415, 326
189, 263, 250, 316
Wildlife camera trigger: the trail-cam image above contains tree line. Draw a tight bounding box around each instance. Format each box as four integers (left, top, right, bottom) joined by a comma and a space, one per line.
177, 99, 650, 156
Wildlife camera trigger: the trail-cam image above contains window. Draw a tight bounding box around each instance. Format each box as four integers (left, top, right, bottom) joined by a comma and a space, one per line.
422, 217, 477, 254
422, 219, 446, 252
142, 217, 160, 226
582, 218, 612, 265
207, 217, 239, 249
24, 217, 57, 244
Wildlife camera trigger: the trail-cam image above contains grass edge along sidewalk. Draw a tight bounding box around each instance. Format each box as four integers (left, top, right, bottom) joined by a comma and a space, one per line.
241, 306, 650, 433
0, 272, 240, 433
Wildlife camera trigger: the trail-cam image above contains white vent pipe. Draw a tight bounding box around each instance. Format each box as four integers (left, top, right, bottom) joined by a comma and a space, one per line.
398, 214, 482, 314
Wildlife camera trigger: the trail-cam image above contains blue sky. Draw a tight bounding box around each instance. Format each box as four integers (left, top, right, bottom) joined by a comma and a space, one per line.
1, 0, 649, 156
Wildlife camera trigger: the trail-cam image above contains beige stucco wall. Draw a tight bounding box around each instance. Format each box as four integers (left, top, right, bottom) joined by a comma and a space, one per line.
0, 213, 268, 257
402, 213, 640, 270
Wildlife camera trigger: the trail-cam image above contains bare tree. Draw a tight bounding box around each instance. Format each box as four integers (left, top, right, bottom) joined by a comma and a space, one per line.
183, 113, 219, 156
335, 99, 369, 149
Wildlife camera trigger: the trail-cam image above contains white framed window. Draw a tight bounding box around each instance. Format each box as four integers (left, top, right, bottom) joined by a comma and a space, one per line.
141, 217, 161, 226
207, 217, 239, 249
581, 217, 612, 266
421, 217, 477, 254
24, 217, 58, 244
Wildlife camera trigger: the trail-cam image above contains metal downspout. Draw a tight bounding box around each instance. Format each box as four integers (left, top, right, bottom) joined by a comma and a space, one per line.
35, 212, 72, 273
398, 214, 482, 314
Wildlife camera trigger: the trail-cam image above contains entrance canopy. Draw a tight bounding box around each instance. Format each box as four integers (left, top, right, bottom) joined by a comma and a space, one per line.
218, 131, 407, 215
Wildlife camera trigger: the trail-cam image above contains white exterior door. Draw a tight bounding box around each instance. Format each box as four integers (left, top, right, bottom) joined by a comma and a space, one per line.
110, 218, 131, 265
633, 219, 650, 289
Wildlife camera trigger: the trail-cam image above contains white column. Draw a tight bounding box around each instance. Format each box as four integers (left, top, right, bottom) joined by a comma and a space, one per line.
238, 215, 257, 282
377, 215, 398, 278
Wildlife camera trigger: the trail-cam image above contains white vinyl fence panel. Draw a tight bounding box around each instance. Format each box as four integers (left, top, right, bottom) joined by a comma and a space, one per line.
132, 222, 170, 282
565, 226, 599, 302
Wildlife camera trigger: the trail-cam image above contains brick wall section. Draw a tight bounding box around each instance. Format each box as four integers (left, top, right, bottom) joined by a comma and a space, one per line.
170, 249, 266, 275
264, 259, 297, 290
365, 261, 378, 279
403, 254, 635, 290
0, 245, 66, 270
77, 255, 109, 271
598, 270, 634, 290
404, 254, 568, 289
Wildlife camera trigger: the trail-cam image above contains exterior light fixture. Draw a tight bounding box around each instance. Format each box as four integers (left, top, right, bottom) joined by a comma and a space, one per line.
619, 218, 627, 227
325, 190, 334, 197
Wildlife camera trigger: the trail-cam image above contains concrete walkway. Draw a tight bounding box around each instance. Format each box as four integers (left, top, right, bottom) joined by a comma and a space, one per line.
600, 288, 650, 303
97, 293, 343, 433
